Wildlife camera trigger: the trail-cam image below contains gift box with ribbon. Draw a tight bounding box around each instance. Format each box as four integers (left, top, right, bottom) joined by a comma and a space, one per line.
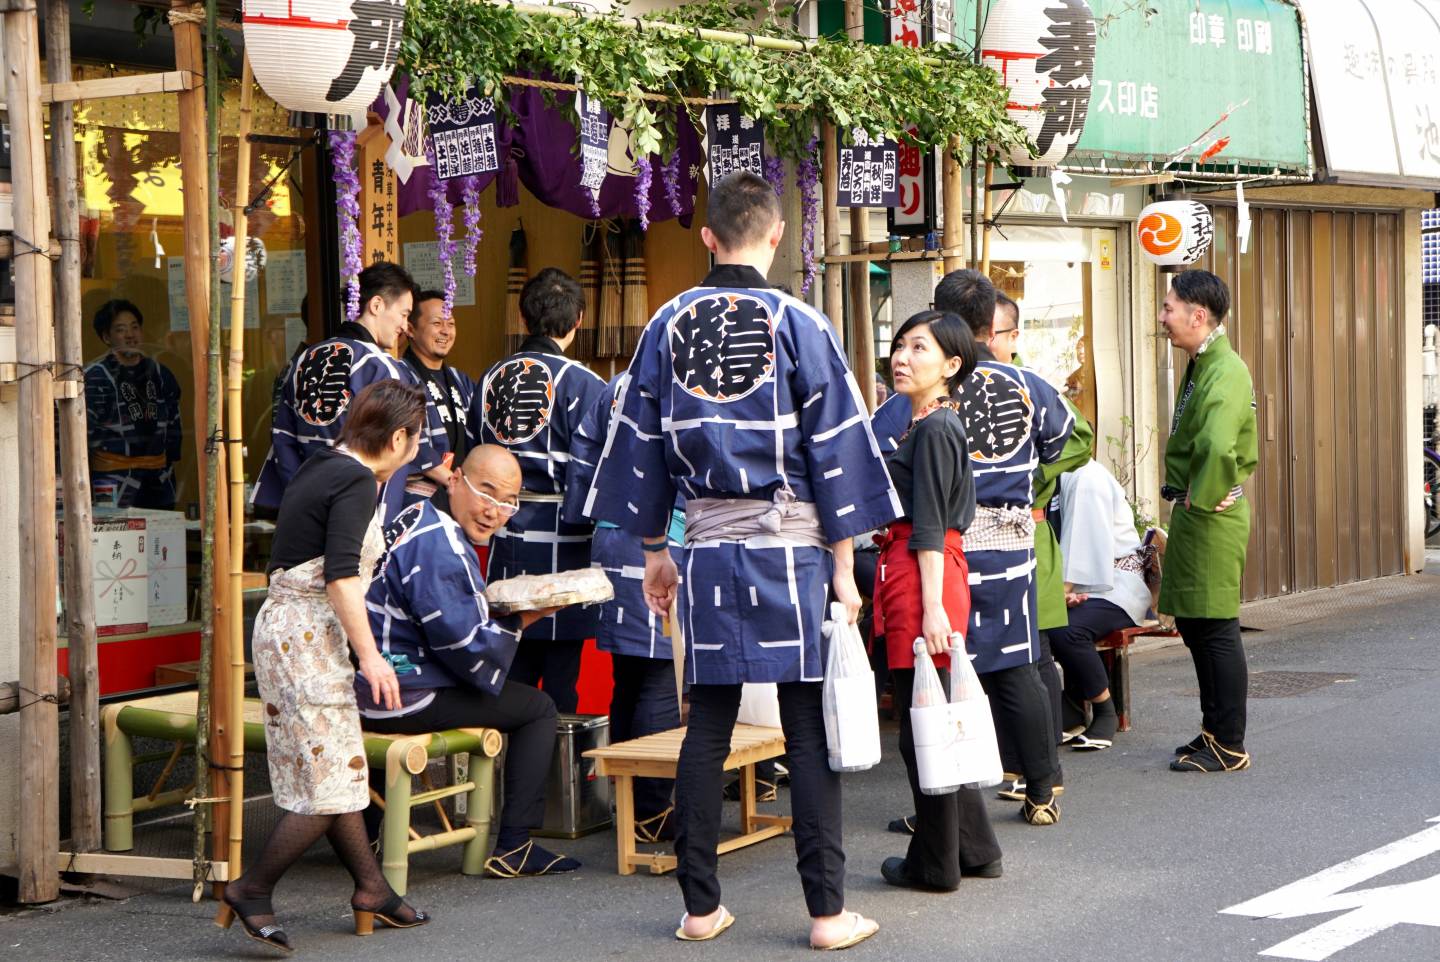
92, 517, 149, 637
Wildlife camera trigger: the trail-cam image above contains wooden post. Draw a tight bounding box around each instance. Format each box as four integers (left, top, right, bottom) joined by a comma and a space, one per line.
223, 56, 256, 884
170, 0, 233, 884
43, 0, 100, 855
844, 0, 872, 406
6, 0, 61, 904
821, 123, 844, 345
942, 137, 964, 273
980, 157, 995, 276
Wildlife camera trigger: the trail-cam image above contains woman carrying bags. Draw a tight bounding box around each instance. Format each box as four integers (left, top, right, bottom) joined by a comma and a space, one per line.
872, 310, 1003, 891
216, 381, 430, 953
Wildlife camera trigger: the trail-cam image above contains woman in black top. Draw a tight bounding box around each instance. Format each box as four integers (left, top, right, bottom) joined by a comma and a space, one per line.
872, 310, 1002, 892
217, 381, 430, 952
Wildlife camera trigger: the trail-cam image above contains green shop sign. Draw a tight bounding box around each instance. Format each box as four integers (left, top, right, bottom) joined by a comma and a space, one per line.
947, 0, 1311, 174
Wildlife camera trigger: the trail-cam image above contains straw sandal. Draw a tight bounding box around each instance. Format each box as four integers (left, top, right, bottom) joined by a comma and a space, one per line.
810, 911, 879, 951
1170, 733, 1251, 773
675, 906, 735, 942
1021, 794, 1061, 826
636, 807, 675, 843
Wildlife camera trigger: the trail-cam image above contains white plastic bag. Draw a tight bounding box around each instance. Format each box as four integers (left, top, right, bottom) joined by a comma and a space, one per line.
948, 635, 1004, 789
822, 602, 882, 773
909, 634, 1004, 794
737, 683, 782, 729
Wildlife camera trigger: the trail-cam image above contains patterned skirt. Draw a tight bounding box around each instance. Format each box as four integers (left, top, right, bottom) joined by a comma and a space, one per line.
252, 562, 369, 815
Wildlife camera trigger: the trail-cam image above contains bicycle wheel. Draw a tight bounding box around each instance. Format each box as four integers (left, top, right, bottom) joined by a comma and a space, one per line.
1424, 447, 1440, 539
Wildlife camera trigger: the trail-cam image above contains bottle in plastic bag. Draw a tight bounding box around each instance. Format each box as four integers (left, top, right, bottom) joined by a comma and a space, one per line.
910, 638, 961, 795
948, 633, 1004, 790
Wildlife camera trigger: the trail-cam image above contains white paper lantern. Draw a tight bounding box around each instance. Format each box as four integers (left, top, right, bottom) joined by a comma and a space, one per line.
979, 0, 1096, 170
1137, 200, 1215, 268
243, 0, 406, 125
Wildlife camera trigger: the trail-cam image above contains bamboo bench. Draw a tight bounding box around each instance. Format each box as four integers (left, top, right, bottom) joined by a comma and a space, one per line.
100, 690, 502, 895
1095, 625, 1179, 732
584, 724, 791, 876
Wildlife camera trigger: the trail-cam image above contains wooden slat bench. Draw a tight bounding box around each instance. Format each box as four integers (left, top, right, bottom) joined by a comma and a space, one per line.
100, 690, 502, 895
1094, 625, 1179, 732
584, 724, 791, 876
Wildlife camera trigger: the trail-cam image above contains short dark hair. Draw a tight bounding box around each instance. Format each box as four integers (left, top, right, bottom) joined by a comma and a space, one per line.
705, 171, 782, 250
358, 261, 417, 314
336, 380, 426, 457
1170, 269, 1230, 325
520, 268, 584, 339
934, 269, 998, 337
93, 299, 143, 339
890, 310, 978, 395
415, 289, 446, 308
995, 292, 1019, 328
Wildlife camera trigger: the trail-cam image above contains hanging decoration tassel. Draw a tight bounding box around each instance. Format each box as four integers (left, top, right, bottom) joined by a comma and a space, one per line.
505, 225, 529, 354
576, 225, 602, 359
620, 219, 649, 358
330, 130, 362, 320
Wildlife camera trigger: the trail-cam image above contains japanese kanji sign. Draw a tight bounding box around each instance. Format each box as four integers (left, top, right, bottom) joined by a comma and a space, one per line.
837, 131, 900, 208
889, 0, 936, 232
704, 105, 765, 184
576, 90, 611, 199
425, 87, 501, 182
360, 121, 398, 264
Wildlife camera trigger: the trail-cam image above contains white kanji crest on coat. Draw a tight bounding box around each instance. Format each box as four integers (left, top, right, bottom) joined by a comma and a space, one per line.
669, 293, 776, 403
483, 358, 554, 444
294, 341, 356, 427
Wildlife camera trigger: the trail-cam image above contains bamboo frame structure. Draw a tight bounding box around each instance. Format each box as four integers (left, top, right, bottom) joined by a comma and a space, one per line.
821, 123, 843, 343
980, 157, 995, 275
223, 55, 256, 886
44, 0, 102, 856
7, 0, 62, 904
942, 137, 965, 273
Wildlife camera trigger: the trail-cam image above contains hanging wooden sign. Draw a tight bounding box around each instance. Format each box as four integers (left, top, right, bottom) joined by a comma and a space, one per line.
425, 87, 501, 181
359, 122, 398, 264
837, 131, 899, 208
704, 104, 765, 183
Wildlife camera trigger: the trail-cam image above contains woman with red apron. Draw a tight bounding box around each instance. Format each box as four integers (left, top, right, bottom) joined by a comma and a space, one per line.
872, 310, 1002, 891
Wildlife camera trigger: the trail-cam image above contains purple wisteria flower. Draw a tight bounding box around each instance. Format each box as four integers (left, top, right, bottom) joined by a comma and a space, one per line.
634, 154, 653, 231
461, 175, 483, 278
329, 131, 362, 321
424, 140, 458, 317
662, 151, 684, 218
764, 155, 786, 198
797, 136, 820, 296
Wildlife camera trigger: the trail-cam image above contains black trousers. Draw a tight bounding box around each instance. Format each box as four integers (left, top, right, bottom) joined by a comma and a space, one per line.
980, 661, 1057, 800
364, 682, 557, 846
675, 682, 844, 919
994, 634, 1062, 776
1177, 616, 1247, 748
508, 639, 586, 714
1049, 598, 1135, 701
610, 654, 680, 819
892, 668, 1001, 888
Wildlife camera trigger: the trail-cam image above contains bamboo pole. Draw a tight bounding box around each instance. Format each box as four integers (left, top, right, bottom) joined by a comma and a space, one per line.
842, 0, 873, 408
821, 123, 843, 344
942, 136, 964, 273
170, 0, 232, 892
6, 0, 61, 904
980, 157, 994, 276
223, 55, 256, 885
43, 0, 101, 855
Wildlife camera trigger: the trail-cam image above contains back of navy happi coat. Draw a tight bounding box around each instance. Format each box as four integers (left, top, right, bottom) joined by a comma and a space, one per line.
585, 265, 900, 685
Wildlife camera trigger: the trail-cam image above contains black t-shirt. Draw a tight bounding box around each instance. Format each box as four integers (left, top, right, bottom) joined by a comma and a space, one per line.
406, 350, 467, 459
266, 447, 379, 582
884, 405, 976, 552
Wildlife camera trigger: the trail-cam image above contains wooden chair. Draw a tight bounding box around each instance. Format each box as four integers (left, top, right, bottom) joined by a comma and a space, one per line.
1093, 625, 1178, 731
584, 724, 791, 876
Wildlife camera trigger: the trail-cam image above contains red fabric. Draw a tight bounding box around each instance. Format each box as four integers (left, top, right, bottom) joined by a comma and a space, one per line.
873, 522, 970, 670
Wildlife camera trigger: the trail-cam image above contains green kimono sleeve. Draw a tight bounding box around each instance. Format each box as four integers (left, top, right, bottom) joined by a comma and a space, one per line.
1186, 364, 1258, 512
1034, 401, 1094, 630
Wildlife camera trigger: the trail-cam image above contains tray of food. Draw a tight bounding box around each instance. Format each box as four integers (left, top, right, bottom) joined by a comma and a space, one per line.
484, 567, 615, 614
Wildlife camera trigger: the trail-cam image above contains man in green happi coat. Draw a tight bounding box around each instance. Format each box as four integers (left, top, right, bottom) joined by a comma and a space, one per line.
1157, 270, 1258, 774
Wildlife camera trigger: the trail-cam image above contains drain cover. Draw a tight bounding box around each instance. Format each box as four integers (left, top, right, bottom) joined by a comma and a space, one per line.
1182, 670, 1356, 699
1247, 670, 1355, 698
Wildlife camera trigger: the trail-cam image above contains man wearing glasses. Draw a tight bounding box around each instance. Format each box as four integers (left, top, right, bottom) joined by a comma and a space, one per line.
357, 444, 583, 878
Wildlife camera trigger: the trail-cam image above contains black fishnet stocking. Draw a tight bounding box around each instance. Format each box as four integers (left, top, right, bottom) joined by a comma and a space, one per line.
224, 811, 333, 930
326, 811, 419, 922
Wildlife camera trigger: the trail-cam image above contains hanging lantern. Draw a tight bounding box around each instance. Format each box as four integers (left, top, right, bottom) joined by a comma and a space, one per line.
243, 0, 406, 127
979, 0, 1096, 172
1137, 200, 1214, 269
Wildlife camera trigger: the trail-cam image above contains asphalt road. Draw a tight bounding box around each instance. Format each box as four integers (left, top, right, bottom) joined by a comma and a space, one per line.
3, 575, 1439, 962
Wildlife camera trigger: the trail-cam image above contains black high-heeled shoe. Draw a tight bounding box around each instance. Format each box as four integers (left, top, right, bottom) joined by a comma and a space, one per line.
352, 893, 430, 936
214, 893, 293, 955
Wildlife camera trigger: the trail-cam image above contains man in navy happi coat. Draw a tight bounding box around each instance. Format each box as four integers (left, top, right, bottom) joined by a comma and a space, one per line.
473, 267, 608, 713
402, 289, 478, 512
585, 172, 896, 949
359, 444, 581, 878
254, 261, 442, 523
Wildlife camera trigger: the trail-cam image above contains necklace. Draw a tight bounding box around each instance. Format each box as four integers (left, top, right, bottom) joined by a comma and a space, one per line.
898, 396, 962, 445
